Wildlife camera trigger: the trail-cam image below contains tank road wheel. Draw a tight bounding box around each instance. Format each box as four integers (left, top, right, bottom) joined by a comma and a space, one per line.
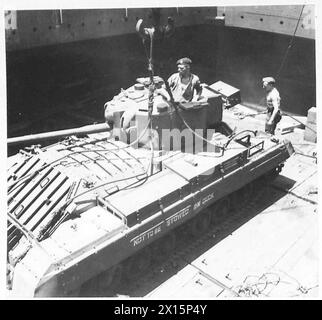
124, 247, 152, 280
66, 287, 81, 297
80, 264, 124, 296
152, 233, 176, 263
240, 183, 254, 203
209, 197, 230, 224
268, 164, 284, 180
189, 209, 211, 238
246, 181, 254, 198
79, 276, 99, 297
253, 175, 267, 193
109, 264, 123, 291
230, 184, 253, 211
97, 264, 123, 292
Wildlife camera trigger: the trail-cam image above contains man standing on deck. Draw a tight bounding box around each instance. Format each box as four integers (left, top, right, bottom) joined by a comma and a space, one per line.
262, 76, 282, 135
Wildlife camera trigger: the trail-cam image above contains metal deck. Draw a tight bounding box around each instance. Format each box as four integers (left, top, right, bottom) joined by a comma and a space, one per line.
132, 105, 318, 298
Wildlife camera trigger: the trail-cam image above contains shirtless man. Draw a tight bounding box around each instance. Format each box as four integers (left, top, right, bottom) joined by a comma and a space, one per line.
262, 76, 282, 135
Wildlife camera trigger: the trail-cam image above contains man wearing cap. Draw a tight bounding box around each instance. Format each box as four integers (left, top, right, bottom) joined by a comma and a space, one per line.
262, 76, 282, 135
167, 57, 203, 103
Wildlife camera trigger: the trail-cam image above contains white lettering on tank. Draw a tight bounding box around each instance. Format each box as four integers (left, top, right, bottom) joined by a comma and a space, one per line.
166, 205, 191, 227
201, 192, 214, 205
131, 223, 162, 247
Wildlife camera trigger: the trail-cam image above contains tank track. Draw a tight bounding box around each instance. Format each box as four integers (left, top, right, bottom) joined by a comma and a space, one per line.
76, 169, 283, 297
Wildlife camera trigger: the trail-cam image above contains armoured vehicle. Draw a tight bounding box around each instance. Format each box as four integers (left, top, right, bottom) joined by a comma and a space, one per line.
6, 20, 295, 297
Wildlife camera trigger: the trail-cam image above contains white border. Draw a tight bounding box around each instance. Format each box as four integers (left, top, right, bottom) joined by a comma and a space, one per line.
0, 0, 320, 300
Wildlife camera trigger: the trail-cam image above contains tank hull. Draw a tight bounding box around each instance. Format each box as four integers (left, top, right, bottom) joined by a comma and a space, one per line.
7, 129, 294, 296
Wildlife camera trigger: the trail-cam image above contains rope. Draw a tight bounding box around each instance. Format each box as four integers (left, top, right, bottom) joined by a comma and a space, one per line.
275, 5, 305, 80
171, 102, 226, 157
281, 111, 316, 134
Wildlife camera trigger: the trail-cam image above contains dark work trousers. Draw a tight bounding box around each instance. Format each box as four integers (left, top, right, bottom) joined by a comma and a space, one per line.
265, 108, 282, 135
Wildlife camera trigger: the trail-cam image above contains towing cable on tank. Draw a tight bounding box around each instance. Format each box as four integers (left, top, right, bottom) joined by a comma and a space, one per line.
163, 77, 227, 157
7, 118, 153, 192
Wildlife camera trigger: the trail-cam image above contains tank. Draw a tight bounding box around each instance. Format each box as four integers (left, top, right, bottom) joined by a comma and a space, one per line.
6, 20, 295, 298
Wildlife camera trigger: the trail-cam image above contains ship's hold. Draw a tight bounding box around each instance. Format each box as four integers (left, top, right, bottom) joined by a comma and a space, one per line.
6, 18, 295, 298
